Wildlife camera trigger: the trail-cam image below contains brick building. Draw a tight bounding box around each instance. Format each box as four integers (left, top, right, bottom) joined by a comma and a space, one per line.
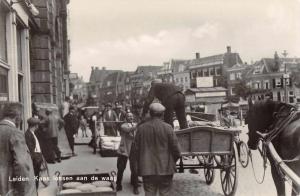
30, 0, 70, 106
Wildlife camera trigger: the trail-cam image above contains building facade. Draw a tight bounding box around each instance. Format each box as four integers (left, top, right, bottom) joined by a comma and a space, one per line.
0, 0, 41, 126
30, 0, 70, 106
246, 53, 300, 104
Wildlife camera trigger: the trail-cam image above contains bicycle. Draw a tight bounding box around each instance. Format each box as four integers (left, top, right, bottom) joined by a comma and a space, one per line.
234, 133, 250, 168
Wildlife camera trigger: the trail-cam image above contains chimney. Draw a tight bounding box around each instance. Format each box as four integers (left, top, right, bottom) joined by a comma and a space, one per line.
195, 52, 200, 59
226, 46, 231, 53
92, 66, 94, 70
95, 67, 99, 70
102, 66, 106, 70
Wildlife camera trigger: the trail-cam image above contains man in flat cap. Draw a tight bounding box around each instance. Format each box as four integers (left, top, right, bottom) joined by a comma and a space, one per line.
133, 102, 181, 196
64, 106, 79, 156
25, 118, 43, 188
142, 80, 188, 129
0, 102, 37, 196
103, 103, 118, 136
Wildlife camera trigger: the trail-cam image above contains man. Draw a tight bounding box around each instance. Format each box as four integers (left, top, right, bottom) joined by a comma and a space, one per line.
0, 102, 37, 196
62, 96, 70, 117
45, 109, 63, 162
116, 112, 139, 194
142, 79, 188, 129
103, 103, 118, 136
64, 106, 79, 156
134, 103, 181, 196
25, 118, 43, 188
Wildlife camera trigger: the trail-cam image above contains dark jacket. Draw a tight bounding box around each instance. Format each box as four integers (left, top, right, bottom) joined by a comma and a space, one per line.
142, 83, 182, 115
64, 113, 79, 135
0, 120, 37, 196
133, 118, 181, 176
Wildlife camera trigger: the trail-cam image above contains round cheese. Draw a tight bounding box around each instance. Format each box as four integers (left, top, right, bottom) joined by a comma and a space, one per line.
76, 184, 96, 192
91, 181, 111, 187
60, 189, 82, 193
62, 182, 83, 189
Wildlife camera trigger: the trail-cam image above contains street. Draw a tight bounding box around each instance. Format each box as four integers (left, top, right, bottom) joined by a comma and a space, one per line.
37, 125, 294, 196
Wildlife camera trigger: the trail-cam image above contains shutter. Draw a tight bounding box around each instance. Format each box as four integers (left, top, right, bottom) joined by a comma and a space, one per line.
272, 79, 276, 88
280, 78, 284, 88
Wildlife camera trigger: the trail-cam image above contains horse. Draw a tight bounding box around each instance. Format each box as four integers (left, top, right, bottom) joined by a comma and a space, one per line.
246, 99, 300, 196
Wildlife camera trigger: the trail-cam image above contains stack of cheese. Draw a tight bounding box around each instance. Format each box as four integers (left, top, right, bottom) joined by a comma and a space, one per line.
100, 136, 121, 150
60, 181, 113, 194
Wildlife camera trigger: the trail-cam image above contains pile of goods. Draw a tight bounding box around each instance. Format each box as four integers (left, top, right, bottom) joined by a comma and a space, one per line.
60, 181, 113, 194
100, 136, 121, 150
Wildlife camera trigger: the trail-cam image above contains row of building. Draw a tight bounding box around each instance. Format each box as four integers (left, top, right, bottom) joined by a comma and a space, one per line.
0, 0, 71, 127
85, 46, 300, 113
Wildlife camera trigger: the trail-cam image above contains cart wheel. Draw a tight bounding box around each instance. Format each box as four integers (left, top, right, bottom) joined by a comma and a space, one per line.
239, 141, 249, 168
40, 156, 50, 187
203, 155, 215, 185
220, 143, 238, 196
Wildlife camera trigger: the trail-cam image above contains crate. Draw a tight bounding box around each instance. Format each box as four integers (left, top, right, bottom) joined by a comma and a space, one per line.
56, 172, 117, 196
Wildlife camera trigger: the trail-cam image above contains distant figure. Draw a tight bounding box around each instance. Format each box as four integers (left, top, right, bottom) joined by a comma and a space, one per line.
45, 109, 63, 162
134, 103, 181, 196
64, 106, 79, 156
79, 115, 88, 137
0, 102, 37, 196
62, 96, 70, 117
25, 118, 43, 188
142, 79, 188, 129
103, 103, 118, 136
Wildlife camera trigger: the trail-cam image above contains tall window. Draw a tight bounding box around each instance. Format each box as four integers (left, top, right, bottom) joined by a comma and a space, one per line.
0, 66, 8, 101
16, 22, 23, 71
0, 4, 8, 62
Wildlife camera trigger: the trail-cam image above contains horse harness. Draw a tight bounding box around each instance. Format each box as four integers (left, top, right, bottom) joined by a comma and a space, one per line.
264, 107, 300, 144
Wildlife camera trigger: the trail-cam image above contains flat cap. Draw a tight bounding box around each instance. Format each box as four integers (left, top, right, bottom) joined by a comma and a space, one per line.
149, 103, 165, 113
27, 117, 40, 126
106, 103, 112, 107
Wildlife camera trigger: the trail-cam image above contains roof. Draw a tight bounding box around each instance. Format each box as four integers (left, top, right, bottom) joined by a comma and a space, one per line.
89, 67, 120, 83
186, 87, 227, 93
135, 65, 162, 74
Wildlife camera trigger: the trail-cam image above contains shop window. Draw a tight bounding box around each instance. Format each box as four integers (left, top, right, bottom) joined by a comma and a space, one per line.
209, 68, 214, 76
203, 69, 209, 76
0, 4, 8, 62
197, 70, 203, 77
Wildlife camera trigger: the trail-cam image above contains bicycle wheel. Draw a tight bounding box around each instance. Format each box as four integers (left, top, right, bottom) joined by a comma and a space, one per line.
239, 141, 249, 168
40, 156, 50, 187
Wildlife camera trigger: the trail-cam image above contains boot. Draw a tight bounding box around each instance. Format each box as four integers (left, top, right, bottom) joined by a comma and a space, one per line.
133, 187, 139, 195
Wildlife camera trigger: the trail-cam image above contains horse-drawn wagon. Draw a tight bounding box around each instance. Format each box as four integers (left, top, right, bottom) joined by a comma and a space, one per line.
176, 125, 241, 196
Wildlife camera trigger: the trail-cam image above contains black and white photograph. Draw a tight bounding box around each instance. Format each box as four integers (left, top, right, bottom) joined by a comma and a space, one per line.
0, 0, 300, 195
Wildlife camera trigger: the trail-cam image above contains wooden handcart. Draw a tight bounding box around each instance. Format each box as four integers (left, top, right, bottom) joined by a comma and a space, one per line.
176, 126, 241, 196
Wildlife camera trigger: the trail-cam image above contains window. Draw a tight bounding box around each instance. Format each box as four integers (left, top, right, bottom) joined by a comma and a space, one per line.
0, 4, 8, 62
230, 73, 235, 80
180, 78, 183, 83
107, 81, 111, 86
277, 92, 281, 102
209, 68, 214, 76
265, 81, 269, 89
275, 78, 282, 87
289, 91, 294, 96
236, 72, 242, 79
254, 66, 261, 74
0, 66, 8, 101
203, 69, 209, 76
197, 70, 203, 77
216, 67, 221, 76
191, 71, 197, 79
185, 77, 188, 82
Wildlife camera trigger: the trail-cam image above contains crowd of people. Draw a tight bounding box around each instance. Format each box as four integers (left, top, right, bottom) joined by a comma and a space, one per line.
0, 80, 195, 196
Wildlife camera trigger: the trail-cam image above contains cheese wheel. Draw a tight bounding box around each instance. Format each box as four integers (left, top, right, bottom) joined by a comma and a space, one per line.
60, 189, 82, 193
92, 186, 114, 192
76, 184, 96, 192
63, 182, 83, 189
91, 181, 111, 187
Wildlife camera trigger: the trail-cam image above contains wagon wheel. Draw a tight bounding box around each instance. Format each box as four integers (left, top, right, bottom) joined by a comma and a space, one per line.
220, 143, 239, 196
203, 155, 215, 185
239, 141, 249, 168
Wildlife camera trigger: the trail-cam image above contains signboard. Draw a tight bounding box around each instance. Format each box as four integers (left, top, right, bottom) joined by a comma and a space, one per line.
196, 77, 213, 88
195, 91, 226, 98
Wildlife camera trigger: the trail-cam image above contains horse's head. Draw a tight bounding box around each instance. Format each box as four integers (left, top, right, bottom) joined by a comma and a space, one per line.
246, 99, 279, 150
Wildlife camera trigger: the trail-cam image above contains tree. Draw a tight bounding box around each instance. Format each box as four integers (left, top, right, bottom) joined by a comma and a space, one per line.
232, 79, 251, 99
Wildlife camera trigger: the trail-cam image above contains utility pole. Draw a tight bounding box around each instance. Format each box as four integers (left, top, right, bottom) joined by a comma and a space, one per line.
282, 50, 289, 103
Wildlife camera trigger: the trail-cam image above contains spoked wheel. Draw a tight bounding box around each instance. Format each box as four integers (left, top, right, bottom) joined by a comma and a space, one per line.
220, 143, 239, 196
203, 155, 215, 185
238, 141, 249, 168
40, 156, 50, 187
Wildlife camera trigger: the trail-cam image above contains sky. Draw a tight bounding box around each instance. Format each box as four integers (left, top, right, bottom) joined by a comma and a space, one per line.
68, 0, 300, 81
